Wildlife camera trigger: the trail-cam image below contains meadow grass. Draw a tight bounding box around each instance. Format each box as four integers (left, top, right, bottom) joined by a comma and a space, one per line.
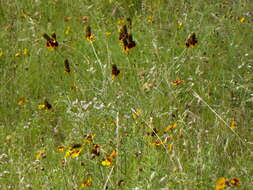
0, 0, 253, 189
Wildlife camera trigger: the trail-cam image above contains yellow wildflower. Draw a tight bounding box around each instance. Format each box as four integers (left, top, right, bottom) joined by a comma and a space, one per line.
108, 150, 117, 160
57, 146, 65, 152
150, 141, 164, 146
18, 97, 27, 105
164, 123, 177, 132
132, 109, 142, 119
84, 134, 95, 143
215, 177, 227, 190
15, 52, 21, 57
101, 150, 117, 167
178, 21, 183, 28
65, 148, 83, 159
240, 17, 246, 23
101, 158, 112, 167
38, 99, 52, 110
64, 26, 71, 35
171, 78, 183, 86
35, 150, 46, 159
0, 51, 4, 56
43, 33, 59, 50
85, 25, 95, 42
38, 104, 46, 110
22, 48, 29, 55
168, 144, 173, 152
70, 148, 82, 158
142, 82, 154, 92
105, 32, 111, 37
117, 19, 125, 25
229, 178, 240, 186
6, 135, 13, 142
147, 16, 154, 23
230, 120, 237, 129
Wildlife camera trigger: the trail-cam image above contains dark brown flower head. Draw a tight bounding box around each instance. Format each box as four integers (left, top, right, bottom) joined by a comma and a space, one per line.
84, 134, 94, 143
64, 59, 71, 73
91, 144, 100, 157
119, 24, 136, 52
117, 179, 124, 186
147, 128, 158, 137
85, 25, 95, 41
127, 34, 136, 49
44, 99, 52, 110
119, 25, 128, 41
51, 32, 57, 40
229, 178, 240, 186
122, 38, 128, 51
86, 25, 91, 37
186, 33, 197, 47
43, 33, 51, 41
112, 64, 120, 78
71, 143, 83, 150
43, 33, 59, 49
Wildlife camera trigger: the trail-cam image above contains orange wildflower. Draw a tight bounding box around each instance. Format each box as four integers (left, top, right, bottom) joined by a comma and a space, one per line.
18, 98, 27, 105
171, 78, 183, 86
149, 141, 164, 146
80, 177, 92, 188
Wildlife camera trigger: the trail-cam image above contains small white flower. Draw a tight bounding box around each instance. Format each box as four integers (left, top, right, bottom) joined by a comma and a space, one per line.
82, 102, 92, 110
0, 153, 8, 159
93, 103, 105, 110
3, 171, 10, 174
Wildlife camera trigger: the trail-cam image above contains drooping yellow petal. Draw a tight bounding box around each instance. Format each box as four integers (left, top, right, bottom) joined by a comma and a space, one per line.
22, 48, 29, 55
164, 123, 177, 132
71, 148, 82, 158
240, 17, 246, 23
35, 150, 46, 159
38, 104, 46, 110
15, 52, 21, 57
229, 178, 240, 186
132, 109, 142, 119
64, 26, 71, 35
101, 158, 112, 167
105, 32, 111, 37
215, 177, 227, 190
57, 146, 65, 152
150, 141, 164, 146
108, 150, 117, 160
230, 120, 237, 129
168, 144, 173, 152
